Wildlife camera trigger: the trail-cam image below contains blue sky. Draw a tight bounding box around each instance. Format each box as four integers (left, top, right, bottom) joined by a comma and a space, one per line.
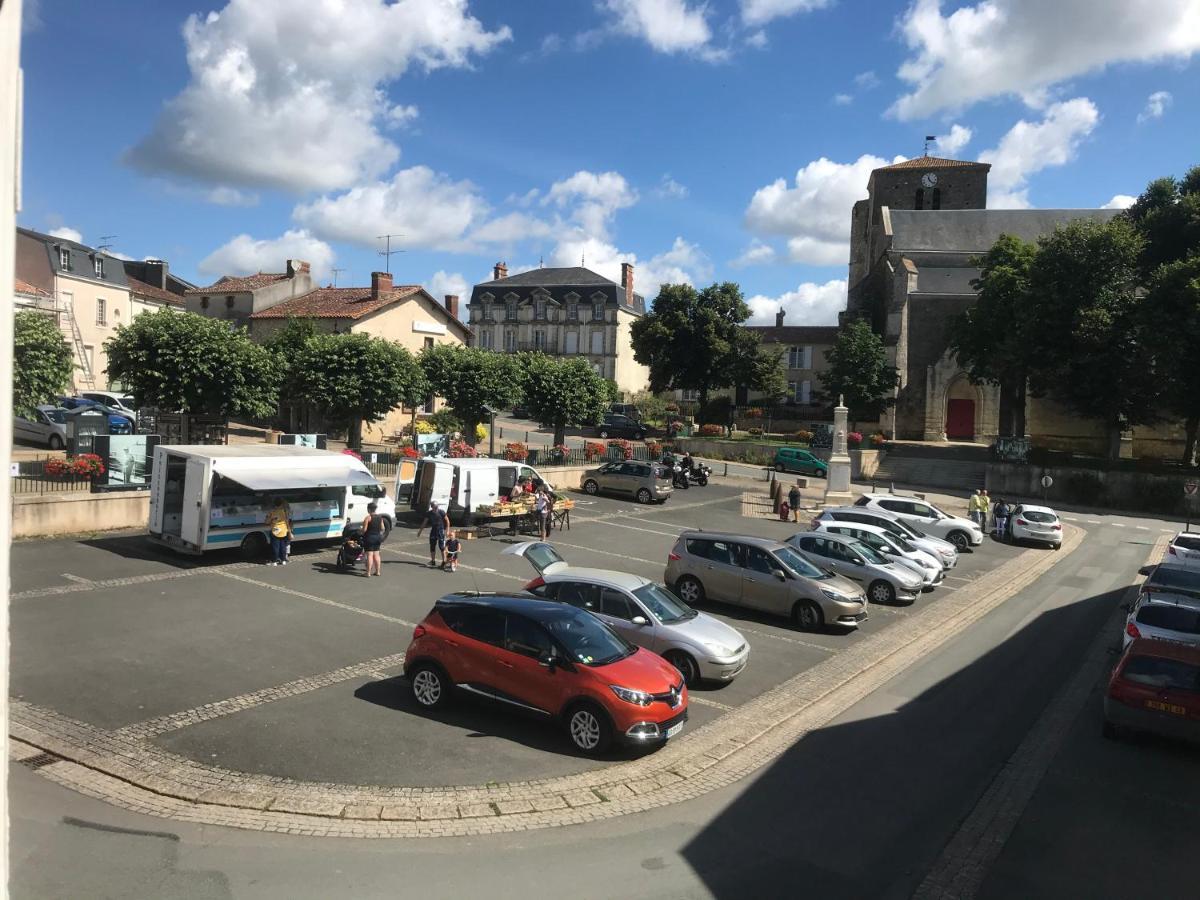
17, 0, 1200, 324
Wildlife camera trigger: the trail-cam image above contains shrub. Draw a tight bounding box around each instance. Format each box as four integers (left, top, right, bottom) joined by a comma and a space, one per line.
409, 419, 435, 435
795, 430, 814, 443
504, 442, 528, 462
475, 423, 488, 443
699, 424, 724, 437
428, 408, 463, 434
584, 441, 605, 461
847, 431, 863, 448
448, 439, 476, 458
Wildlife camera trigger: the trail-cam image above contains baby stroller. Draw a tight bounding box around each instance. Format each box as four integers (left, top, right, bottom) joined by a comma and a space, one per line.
336, 524, 365, 571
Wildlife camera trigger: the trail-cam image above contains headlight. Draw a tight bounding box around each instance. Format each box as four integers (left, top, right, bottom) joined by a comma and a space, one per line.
821, 588, 848, 602
610, 685, 653, 706
702, 640, 733, 657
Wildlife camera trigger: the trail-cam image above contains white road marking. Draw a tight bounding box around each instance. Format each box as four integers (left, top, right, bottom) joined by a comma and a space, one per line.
215, 570, 417, 626
1086, 520, 1102, 525
61, 574, 93, 584
547, 540, 662, 567
1135, 525, 1150, 530
589, 519, 684, 538
732, 626, 837, 653
688, 695, 735, 711
1112, 523, 1127, 528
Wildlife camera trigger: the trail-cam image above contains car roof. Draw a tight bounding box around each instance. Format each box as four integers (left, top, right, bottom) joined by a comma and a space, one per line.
796, 530, 862, 546
678, 531, 790, 550
821, 506, 901, 521
543, 567, 650, 589
1015, 504, 1056, 515
435, 592, 590, 622
1138, 590, 1200, 610
1171, 531, 1200, 541
817, 520, 892, 537
1125, 637, 1200, 664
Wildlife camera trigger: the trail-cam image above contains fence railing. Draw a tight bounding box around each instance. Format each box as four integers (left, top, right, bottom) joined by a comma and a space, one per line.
11, 455, 96, 494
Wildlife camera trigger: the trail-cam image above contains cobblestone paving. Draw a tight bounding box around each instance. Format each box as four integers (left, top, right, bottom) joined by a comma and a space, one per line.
9, 524, 1083, 838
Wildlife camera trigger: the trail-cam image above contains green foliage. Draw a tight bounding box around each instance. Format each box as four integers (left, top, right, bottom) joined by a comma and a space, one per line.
1124, 168, 1200, 277
263, 317, 318, 395
420, 344, 522, 445
819, 318, 898, 426
1142, 256, 1200, 464
520, 355, 611, 446
104, 309, 280, 418
427, 407, 463, 434
632, 390, 671, 424
13, 311, 74, 417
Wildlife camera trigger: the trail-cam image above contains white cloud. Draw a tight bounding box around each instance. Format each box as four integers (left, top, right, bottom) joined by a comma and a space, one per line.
386, 103, 420, 128
655, 174, 689, 199
205, 186, 259, 207
933, 124, 973, 156
427, 270, 469, 309
745, 154, 892, 266
126, 0, 510, 193
545, 170, 638, 238
854, 70, 879, 89
833, 93, 853, 105
891, 0, 1200, 120
547, 234, 712, 298
599, 0, 720, 57
745, 279, 847, 326
1137, 90, 1173, 124
469, 212, 555, 245
732, 240, 778, 267
198, 229, 335, 282
1102, 194, 1137, 210
978, 98, 1099, 207
740, 0, 831, 27
745, 29, 769, 49
48, 226, 83, 243
293, 165, 488, 251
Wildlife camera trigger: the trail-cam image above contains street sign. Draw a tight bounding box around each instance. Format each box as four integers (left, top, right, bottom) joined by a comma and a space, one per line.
1040, 475, 1054, 489
1185, 480, 1198, 497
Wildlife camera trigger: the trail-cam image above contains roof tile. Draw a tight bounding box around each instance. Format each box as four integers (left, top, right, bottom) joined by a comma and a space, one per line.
186, 272, 289, 294
127, 276, 183, 305
874, 156, 990, 172
15, 278, 49, 297
249, 286, 423, 320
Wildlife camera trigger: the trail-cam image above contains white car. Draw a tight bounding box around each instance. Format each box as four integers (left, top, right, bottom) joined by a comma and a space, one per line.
1123, 591, 1200, 649
1167, 531, 1200, 569
1007, 504, 1062, 549
809, 520, 944, 589
853, 494, 984, 551
813, 507, 959, 570
81, 390, 137, 415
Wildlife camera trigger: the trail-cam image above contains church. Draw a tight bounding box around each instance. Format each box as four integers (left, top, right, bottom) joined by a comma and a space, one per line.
840, 155, 1162, 455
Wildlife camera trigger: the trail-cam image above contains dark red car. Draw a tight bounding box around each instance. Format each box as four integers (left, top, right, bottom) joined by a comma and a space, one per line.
1104, 638, 1200, 745
403, 594, 688, 754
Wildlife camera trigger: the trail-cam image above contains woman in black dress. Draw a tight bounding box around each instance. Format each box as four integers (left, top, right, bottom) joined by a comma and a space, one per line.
361, 502, 385, 576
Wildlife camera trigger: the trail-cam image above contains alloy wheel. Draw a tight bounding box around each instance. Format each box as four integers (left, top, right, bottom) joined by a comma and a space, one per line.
412, 669, 443, 707
570, 709, 601, 750
677, 577, 704, 605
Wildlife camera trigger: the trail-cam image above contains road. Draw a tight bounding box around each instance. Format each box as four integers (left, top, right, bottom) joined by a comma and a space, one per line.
10, 506, 1197, 899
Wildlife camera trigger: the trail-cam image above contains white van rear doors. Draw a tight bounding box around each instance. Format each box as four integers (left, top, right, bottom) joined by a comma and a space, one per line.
181, 457, 208, 546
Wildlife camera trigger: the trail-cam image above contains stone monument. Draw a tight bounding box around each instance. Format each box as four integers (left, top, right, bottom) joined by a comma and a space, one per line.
823, 395, 854, 506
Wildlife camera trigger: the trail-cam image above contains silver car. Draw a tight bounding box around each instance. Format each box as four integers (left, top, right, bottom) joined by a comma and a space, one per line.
13, 404, 68, 449
664, 531, 867, 632
503, 542, 748, 685
854, 493, 984, 551
580, 460, 672, 504
813, 507, 959, 570
790, 531, 925, 605
808, 520, 944, 589
1122, 591, 1200, 650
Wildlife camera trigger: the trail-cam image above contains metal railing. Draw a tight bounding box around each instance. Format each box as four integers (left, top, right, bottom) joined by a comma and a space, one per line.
11, 455, 96, 494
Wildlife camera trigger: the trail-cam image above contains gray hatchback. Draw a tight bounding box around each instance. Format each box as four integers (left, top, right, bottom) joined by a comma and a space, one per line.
581, 460, 673, 504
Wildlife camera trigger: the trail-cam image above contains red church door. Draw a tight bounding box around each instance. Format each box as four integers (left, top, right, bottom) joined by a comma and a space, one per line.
946, 399, 975, 439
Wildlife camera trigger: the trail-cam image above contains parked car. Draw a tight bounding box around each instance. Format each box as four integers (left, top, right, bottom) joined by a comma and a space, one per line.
13, 405, 68, 449
789, 531, 925, 605
665, 531, 867, 632
57, 396, 134, 434
609, 403, 641, 421
1103, 638, 1200, 745
403, 593, 688, 754
81, 390, 137, 416
1006, 504, 1062, 549
504, 541, 749, 685
510, 404, 531, 419
1167, 531, 1200, 569
596, 414, 647, 440
580, 460, 672, 504
1123, 591, 1200, 649
853, 493, 984, 551
773, 447, 827, 478
808, 519, 944, 589
1138, 563, 1200, 600
813, 507, 959, 570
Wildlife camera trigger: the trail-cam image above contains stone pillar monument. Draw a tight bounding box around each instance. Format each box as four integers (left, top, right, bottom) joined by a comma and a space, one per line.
823, 395, 854, 506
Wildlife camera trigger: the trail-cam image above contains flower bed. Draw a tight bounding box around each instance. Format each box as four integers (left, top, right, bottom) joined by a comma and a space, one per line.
449, 439, 476, 458
584, 441, 605, 461
44, 453, 106, 479
607, 438, 634, 460
698, 424, 724, 437
504, 442, 528, 462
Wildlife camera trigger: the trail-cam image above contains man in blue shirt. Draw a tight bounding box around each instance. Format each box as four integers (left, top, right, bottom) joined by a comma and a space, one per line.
417, 500, 450, 567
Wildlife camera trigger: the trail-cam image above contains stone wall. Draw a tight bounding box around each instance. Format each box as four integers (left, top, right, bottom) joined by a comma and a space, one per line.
13, 490, 151, 539
985, 462, 1198, 518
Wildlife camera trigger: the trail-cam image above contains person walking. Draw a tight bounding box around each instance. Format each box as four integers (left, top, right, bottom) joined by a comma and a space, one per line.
788, 483, 802, 523
981, 489, 991, 530
992, 497, 1010, 539
360, 502, 385, 577
417, 500, 450, 567
265, 497, 292, 566
534, 486, 551, 540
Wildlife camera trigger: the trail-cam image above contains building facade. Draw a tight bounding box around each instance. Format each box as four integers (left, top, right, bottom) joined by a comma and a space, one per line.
184, 260, 315, 325
741, 314, 839, 408
467, 263, 650, 396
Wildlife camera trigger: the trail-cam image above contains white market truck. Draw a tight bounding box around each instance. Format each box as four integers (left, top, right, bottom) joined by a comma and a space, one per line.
148, 445, 394, 557
402, 457, 562, 526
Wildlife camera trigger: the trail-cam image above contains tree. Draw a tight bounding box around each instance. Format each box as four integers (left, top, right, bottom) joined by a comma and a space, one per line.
521, 355, 611, 446
1142, 256, 1200, 466
263, 317, 319, 431
1124, 168, 1200, 277
1026, 218, 1158, 460
13, 311, 73, 417
819, 318, 898, 429
420, 344, 522, 446
104, 309, 280, 418
947, 234, 1039, 437
293, 332, 428, 449
632, 390, 671, 425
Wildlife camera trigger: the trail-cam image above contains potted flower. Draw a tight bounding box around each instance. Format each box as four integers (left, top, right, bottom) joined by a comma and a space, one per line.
449, 439, 476, 458
44, 457, 69, 478
401, 445, 420, 459
870, 431, 887, 447
645, 440, 662, 459
607, 438, 633, 460
847, 431, 864, 449
549, 444, 570, 464
699, 423, 724, 437
504, 442, 528, 462
584, 441, 605, 461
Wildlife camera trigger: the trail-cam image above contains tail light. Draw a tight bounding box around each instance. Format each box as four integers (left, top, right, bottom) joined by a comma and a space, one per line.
1169, 546, 1177, 556
1016, 518, 1027, 526
1125, 621, 1141, 640
1052, 523, 1062, 531
524, 576, 545, 590
668, 551, 681, 561
412, 624, 427, 640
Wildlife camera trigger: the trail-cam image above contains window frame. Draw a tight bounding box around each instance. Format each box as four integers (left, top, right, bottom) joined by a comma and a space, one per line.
95, 297, 107, 326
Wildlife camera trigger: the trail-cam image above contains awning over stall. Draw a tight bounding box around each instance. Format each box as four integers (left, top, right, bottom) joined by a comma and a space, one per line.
218, 466, 378, 492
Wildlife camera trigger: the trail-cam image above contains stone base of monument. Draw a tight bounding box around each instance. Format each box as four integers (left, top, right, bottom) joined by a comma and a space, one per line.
822, 398, 856, 507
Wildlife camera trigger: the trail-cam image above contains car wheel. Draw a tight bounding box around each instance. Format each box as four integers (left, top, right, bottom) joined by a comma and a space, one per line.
793, 600, 824, 632
774, 463, 785, 472
665, 651, 700, 687
1053, 543, 1061, 551
583, 479, 600, 495
636, 488, 652, 504
410, 664, 451, 710
948, 531, 970, 552
240, 532, 268, 560
676, 575, 705, 606
868, 579, 896, 605
379, 517, 393, 542
599, 429, 610, 439
566, 702, 613, 754
48, 434, 63, 450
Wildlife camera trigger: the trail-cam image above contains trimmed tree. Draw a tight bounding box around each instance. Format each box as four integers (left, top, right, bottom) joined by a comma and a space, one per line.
1142, 256, 1200, 466
1124, 167, 1200, 277
420, 344, 523, 446
293, 332, 428, 449
521, 355, 611, 446
13, 311, 74, 417
104, 309, 280, 418
819, 318, 898, 430
263, 317, 319, 431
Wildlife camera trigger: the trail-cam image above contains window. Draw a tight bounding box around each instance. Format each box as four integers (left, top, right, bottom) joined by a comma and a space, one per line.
83, 344, 95, 372
200, 296, 210, 309
535, 300, 547, 320
555, 582, 600, 612
1135, 604, 1200, 635
96, 298, 107, 326
564, 331, 578, 354
680, 389, 700, 402
932, 188, 942, 210
775, 545, 832, 579
799, 380, 811, 404
592, 302, 604, 321
787, 346, 811, 369
483, 301, 493, 321
504, 615, 554, 660
686, 538, 736, 567
442, 607, 505, 646
590, 331, 604, 354
424, 337, 434, 350
1121, 655, 1200, 692
505, 299, 518, 321
58, 248, 71, 270
567, 300, 578, 320
94, 257, 104, 277
504, 330, 517, 352
742, 546, 777, 575
632, 584, 694, 623
533, 330, 546, 351
600, 589, 636, 620
915, 188, 925, 209
797, 536, 830, 558
479, 328, 494, 350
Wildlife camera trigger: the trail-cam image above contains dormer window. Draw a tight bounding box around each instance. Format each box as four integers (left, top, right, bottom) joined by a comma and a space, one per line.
535, 299, 547, 320
58, 248, 71, 270
567, 300, 578, 320
505, 299, 518, 321
94, 257, 104, 277
592, 302, 604, 321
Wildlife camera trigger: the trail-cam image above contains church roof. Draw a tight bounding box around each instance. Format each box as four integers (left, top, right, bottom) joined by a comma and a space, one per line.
874, 156, 991, 172
888, 208, 1121, 254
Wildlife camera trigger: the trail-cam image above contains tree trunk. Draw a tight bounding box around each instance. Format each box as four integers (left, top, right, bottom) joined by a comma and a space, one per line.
553, 424, 566, 447
465, 417, 479, 447
1014, 380, 1028, 438
349, 416, 363, 450
1183, 413, 1199, 468
1106, 419, 1123, 462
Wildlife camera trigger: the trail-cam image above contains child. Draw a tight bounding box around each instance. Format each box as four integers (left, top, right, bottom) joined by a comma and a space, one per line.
444, 531, 461, 572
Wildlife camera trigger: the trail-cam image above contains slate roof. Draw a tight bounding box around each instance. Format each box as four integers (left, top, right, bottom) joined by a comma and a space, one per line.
249, 285, 423, 320
888, 208, 1121, 254
476, 266, 612, 288
186, 272, 290, 294
875, 156, 991, 172
469, 266, 646, 315
17, 226, 130, 288
747, 325, 840, 345
15, 278, 48, 297
127, 276, 184, 305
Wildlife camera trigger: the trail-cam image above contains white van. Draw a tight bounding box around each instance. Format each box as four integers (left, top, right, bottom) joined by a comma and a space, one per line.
149, 445, 394, 556
404, 457, 551, 525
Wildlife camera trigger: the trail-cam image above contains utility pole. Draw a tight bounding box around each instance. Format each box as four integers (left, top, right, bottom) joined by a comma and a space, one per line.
331, 267, 346, 287
376, 234, 405, 275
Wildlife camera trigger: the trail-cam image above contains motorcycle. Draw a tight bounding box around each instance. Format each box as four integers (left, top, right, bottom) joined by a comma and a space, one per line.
670, 463, 690, 490
687, 463, 711, 486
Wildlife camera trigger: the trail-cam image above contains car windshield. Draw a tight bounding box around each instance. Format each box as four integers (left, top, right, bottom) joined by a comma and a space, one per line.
890, 535, 917, 553
43, 409, 66, 424
1173, 535, 1200, 552
775, 545, 830, 580
539, 606, 635, 667
1022, 510, 1057, 523
1149, 566, 1200, 595
633, 583, 697, 623
886, 517, 924, 539
1122, 655, 1200, 692
848, 540, 887, 565
1136, 603, 1200, 634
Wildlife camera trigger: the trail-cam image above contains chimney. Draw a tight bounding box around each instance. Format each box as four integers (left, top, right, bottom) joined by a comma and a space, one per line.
444, 294, 460, 320
621, 262, 634, 308
371, 271, 393, 299
776, 308, 785, 327
493, 261, 508, 281
286, 259, 311, 277
143, 259, 169, 289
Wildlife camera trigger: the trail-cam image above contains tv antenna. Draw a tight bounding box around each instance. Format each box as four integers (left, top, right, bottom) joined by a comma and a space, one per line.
331, 267, 346, 287
376, 234, 405, 274
97, 234, 118, 253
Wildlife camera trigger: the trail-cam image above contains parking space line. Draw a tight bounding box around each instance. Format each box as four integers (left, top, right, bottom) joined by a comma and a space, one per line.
215, 570, 416, 626
12, 563, 256, 601
1134, 525, 1150, 530
688, 695, 735, 711
546, 540, 662, 567
589, 520, 684, 538
383, 546, 527, 583
1086, 519, 1102, 524
732, 625, 838, 652
61, 573, 93, 584
1112, 522, 1127, 528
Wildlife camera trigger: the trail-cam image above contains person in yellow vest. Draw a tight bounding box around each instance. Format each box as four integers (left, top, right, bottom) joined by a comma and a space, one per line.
265, 497, 293, 566
968, 490, 986, 528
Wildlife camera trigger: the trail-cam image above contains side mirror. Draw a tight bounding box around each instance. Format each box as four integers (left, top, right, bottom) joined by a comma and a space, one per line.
631, 615, 649, 627
772, 569, 787, 581
1138, 565, 1154, 577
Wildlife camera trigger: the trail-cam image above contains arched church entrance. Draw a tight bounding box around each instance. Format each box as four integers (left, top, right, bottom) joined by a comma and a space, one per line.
945, 377, 979, 440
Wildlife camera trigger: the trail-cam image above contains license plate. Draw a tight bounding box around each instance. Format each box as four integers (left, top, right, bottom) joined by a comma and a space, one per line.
665, 722, 684, 739
1146, 700, 1187, 716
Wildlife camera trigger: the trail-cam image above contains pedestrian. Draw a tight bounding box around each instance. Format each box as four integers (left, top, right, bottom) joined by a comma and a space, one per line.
417, 500, 450, 567
535, 486, 551, 539
993, 497, 1010, 538
265, 496, 292, 566
969, 489, 985, 528
444, 530, 461, 572
981, 489, 990, 529
360, 502, 384, 577
788, 482, 802, 523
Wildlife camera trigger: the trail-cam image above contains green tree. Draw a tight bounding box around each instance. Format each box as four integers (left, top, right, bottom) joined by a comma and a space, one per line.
104, 309, 280, 418
632, 390, 671, 425
1142, 256, 1200, 466
263, 317, 319, 431
1026, 218, 1158, 460
1124, 167, 1200, 276
13, 311, 73, 417
819, 318, 898, 429
294, 332, 428, 449
420, 344, 522, 446
947, 234, 1038, 437
521, 355, 611, 446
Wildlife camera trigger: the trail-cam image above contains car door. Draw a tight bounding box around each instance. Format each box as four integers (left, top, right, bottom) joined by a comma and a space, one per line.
686, 538, 744, 605
795, 535, 850, 579
595, 586, 656, 648
12, 413, 35, 443
438, 606, 507, 693
739, 545, 790, 614
492, 614, 568, 716
617, 462, 646, 495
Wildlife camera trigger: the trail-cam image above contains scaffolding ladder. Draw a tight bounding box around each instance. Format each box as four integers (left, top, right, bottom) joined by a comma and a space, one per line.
59, 295, 95, 390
